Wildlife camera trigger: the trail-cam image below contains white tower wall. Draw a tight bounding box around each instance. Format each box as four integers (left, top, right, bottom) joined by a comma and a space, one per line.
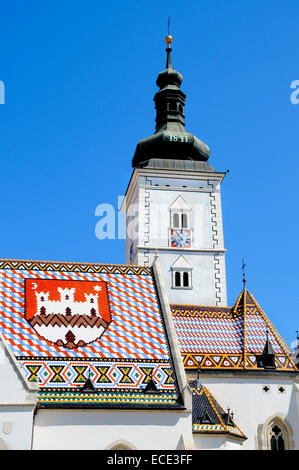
123, 168, 227, 306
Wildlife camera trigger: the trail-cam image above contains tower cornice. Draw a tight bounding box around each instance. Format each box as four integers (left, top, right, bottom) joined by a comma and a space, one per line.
121, 168, 226, 213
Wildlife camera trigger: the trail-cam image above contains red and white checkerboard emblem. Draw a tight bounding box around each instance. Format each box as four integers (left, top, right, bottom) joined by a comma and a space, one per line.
24, 279, 112, 349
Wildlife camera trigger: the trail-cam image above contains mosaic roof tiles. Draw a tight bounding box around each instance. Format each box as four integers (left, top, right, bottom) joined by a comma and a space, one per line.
0, 259, 181, 408
171, 289, 297, 371
189, 380, 246, 439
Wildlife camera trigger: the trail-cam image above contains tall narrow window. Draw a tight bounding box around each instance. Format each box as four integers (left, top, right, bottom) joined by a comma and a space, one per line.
173, 213, 180, 228
175, 271, 181, 287
182, 213, 188, 228
183, 271, 189, 287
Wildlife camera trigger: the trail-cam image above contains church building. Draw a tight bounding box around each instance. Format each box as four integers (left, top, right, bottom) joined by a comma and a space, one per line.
0, 35, 298, 450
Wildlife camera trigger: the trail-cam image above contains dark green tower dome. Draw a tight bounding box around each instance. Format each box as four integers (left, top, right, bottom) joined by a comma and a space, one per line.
132, 37, 214, 171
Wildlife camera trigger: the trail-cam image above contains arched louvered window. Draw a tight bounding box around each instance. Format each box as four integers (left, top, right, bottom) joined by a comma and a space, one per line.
181, 213, 188, 228
171, 211, 189, 229
173, 213, 180, 228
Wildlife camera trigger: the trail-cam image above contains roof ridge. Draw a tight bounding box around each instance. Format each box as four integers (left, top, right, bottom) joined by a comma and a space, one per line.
243, 289, 247, 368
232, 290, 244, 315
202, 385, 246, 439
0, 258, 151, 270
170, 303, 232, 309
201, 386, 229, 434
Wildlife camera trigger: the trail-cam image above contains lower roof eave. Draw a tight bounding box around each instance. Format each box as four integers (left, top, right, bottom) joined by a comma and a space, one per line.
190, 368, 299, 379
192, 430, 247, 441
36, 403, 187, 411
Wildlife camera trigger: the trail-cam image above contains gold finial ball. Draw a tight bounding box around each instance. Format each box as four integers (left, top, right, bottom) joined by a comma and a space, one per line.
165, 35, 173, 46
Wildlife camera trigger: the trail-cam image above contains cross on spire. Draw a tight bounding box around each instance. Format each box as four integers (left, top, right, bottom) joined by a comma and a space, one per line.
242, 258, 246, 289
165, 17, 173, 57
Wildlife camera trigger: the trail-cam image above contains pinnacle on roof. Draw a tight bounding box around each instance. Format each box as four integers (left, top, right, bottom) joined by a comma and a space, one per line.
81, 370, 98, 394
81, 377, 97, 394
258, 330, 276, 370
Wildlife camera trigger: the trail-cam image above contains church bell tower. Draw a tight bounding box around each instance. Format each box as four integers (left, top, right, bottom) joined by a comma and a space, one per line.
122, 35, 227, 307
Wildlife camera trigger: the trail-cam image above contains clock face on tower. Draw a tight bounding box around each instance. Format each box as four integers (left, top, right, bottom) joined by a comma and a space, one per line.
170, 230, 191, 248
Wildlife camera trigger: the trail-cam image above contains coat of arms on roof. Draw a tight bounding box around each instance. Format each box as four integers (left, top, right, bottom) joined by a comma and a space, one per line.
24, 279, 112, 349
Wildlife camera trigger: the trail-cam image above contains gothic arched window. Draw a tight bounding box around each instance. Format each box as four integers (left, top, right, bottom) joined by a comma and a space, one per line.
258, 417, 294, 450
106, 439, 136, 450
270, 424, 285, 450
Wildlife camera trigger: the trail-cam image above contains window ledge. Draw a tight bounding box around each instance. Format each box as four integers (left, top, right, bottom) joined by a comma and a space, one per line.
171, 286, 193, 290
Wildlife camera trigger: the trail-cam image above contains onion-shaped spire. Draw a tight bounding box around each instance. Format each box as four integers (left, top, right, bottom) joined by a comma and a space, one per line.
131, 34, 211, 170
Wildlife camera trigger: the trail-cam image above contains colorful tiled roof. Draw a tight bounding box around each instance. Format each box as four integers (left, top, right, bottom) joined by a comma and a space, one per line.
0, 259, 182, 409
171, 289, 297, 371
189, 380, 246, 439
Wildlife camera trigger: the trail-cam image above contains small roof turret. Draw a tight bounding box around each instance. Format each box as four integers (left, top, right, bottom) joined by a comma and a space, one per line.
258, 330, 276, 370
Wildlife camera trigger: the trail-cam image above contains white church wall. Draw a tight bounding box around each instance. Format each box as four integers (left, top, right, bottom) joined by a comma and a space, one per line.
147, 187, 213, 249
125, 184, 139, 264
294, 383, 299, 432
0, 406, 35, 450
0, 339, 37, 449
197, 375, 299, 450
32, 409, 192, 450
147, 250, 225, 306
193, 434, 243, 450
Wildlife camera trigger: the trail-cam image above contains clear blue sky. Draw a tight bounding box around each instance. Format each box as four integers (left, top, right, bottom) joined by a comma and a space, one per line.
0, 1, 298, 348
